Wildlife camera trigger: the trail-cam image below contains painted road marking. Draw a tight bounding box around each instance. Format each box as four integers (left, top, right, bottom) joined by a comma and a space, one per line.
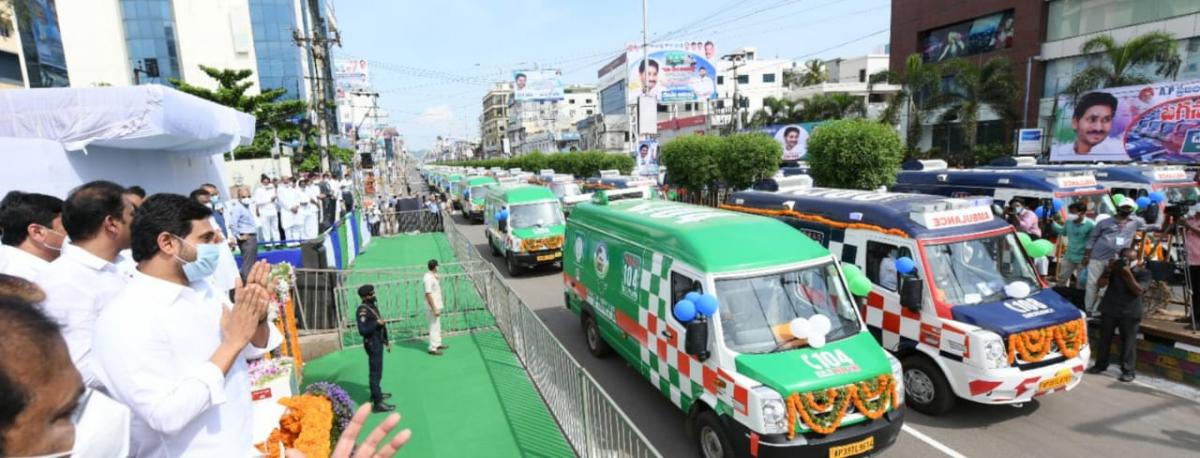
902, 425, 968, 458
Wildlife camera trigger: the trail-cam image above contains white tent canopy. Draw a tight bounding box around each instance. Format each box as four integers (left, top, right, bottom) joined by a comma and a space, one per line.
0, 85, 256, 197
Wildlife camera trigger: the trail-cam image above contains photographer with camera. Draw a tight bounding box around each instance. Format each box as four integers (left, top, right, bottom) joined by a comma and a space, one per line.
1087, 247, 1151, 382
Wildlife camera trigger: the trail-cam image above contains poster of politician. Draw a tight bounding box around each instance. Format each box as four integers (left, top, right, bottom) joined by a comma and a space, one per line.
757, 123, 822, 161
626, 42, 718, 104
512, 69, 565, 101
636, 140, 658, 175
1050, 79, 1200, 163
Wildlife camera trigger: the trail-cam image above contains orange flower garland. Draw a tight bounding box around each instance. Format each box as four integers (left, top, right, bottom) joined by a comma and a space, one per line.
784, 374, 899, 439
256, 394, 333, 458
1006, 319, 1088, 364
284, 295, 304, 372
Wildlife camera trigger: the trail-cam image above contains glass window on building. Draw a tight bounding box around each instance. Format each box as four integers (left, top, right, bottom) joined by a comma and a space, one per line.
249, 0, 304, 98
1047, 0, 1200, 42
718, 75, 724, 85
120, 0, 181, 85
737, 75, 749, 84
762, 73, 776, 83
17, 0, 69, 87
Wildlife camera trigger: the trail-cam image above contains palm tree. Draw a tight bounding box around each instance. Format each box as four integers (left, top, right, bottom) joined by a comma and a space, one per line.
799, 59, 828, 86
796, 93, 865, 121
933, 57, 1019, 153
749, 97, 799, 127
1064, 31, 1181, 100
876, 54, 942, 149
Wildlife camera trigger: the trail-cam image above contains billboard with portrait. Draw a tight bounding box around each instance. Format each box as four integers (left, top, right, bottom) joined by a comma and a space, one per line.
512, 69, 565, 101
920, 9, 1014, 63
625, 41, 718, 104
753, 122, 824, 161
635, 140, 658, 175
1050, 79, 1200, 163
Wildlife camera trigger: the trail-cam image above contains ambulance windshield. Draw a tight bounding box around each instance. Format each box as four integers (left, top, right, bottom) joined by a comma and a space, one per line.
715, 261, 861, 354
923, 232, 1040, 306
509, 201, 564, 229
550, 182, 581, 198
1065, 192, 1115, 217
469, 186, 490, 200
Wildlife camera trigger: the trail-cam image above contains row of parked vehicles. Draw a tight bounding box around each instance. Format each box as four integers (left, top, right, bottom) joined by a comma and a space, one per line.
421, 160, 1199, 458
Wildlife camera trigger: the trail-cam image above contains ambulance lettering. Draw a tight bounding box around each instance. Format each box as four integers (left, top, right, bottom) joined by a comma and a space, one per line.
1004, 298, 1054, 319
918, 206, 994, 229
1054, 176, 1098, 188
625, 202, 734, 224
801, 349, 861, 378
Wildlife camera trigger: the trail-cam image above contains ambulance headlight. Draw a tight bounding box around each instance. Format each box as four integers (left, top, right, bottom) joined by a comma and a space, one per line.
976, 331, 1008, 369
761, 398, 787, 435
887, 353, 905, 406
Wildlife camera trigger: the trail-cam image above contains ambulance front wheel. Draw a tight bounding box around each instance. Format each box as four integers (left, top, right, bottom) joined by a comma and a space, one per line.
902, 355, 955, 415
695, 410, 734, 458
583, 314, 612, 358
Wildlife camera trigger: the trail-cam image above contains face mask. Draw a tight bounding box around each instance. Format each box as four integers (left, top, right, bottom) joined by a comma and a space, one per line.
211, 195, 220, 204
1118, 208, 1133, 216
240, 197, 252, 205
173, 236, 221, 282
37, 226, 65, 252
16, 389, 131, 458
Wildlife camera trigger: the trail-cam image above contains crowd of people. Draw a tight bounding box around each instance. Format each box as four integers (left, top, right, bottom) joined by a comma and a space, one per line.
0, 179, 410, 457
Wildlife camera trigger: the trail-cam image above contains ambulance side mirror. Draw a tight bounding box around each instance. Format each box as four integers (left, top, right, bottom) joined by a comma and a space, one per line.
684, 317, 710, 361
899, 275, 923, 312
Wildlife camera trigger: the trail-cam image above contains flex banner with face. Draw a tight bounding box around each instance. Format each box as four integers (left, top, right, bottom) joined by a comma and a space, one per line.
1051, 79, 1200, 163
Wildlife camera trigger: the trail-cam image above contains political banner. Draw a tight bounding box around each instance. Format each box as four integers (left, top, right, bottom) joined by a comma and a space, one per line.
635, 140, 658, 176
626, 41, 718, 104
512, 69, 565, 101
755, 122, 824, 161
1050, 79, 1200, 163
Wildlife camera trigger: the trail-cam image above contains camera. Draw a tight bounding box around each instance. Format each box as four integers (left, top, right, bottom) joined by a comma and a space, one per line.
1165, 199, 1196, 219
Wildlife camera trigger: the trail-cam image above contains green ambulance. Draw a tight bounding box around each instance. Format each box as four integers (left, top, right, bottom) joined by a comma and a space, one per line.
484, 184, 566, 275
459, 175, 499, 223
446, 173, 465, 209
564, 196, 905, 458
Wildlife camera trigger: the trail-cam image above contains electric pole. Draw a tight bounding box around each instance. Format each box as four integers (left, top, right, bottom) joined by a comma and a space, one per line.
723, 51, 747, 133
294, 0, 342, 172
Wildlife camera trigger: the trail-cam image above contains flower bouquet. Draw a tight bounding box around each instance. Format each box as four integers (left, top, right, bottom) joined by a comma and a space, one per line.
248, 357, 293, 390
305, 382, 358, 447
256, 394, 333, 458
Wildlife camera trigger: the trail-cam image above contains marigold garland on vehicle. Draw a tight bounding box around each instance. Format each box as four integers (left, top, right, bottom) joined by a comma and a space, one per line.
1007, 319, 1088, 364
784, 374, 899, 439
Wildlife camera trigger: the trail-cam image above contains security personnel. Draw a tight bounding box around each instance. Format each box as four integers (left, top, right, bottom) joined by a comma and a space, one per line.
356, 284, 394, 412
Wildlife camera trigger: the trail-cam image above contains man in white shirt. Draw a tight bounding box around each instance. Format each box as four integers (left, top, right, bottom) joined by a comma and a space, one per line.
879, 250, 898, 291
253, 175, 280, 248
1050, 91, 1129, 162
116, 187, 145, 278
277, 176, 304, 246
37, 181, 134, 389
94, 193, 280, 456
301, 175, 322, 240
424, 259, 447, 356
0, 191, 66, 280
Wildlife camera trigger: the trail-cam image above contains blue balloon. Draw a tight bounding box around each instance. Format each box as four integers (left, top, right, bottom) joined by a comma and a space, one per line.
895, 256, 916, 275
685, 292, 702, 304
496, 210, 508, 221
673, 300, 697, 323
1149, 191, 1166, 204
1051, 198, 1063, 213
695, 294, 719, 317
1035, 207, 1045, 219
1136, 196, 1151, 208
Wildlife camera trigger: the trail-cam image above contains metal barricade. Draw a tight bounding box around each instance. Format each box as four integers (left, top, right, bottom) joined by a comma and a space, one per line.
443, 208, 660, 458
376, 209, 444, 236
334, 267, 495, 348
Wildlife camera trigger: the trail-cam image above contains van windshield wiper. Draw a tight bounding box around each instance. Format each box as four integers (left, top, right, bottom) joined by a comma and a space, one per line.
766, 338, 798, 354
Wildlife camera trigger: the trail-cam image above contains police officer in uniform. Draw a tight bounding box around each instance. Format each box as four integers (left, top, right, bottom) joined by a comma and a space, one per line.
356, 284, 394, 412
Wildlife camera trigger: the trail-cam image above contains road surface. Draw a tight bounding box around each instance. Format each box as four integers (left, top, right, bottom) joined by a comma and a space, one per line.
450, 212, 1200, 458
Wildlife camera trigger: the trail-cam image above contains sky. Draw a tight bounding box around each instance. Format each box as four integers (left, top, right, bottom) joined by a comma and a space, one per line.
332, 0, 892, 151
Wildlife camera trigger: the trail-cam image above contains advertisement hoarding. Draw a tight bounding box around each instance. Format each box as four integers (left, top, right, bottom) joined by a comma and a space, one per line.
920, 9, 1014, 63
1016, 128, 1043, 156
626, 41, 718, 104
754, 122, 824, 161
1050, 79, 1200, 163
636, 140, 658, 176
512, 69, 565, 101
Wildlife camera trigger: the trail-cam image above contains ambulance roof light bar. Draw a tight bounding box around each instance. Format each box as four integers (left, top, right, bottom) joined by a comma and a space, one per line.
539, 169, 555, 176
776, 175, 814, 192
551, 174, 575, 182
901, 159, 948, 171
599, 169, 620, 178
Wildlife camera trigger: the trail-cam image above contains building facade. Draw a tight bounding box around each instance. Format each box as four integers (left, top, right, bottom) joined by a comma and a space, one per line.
889, 0, 1046, 151
16, 0, 70, 87
506, 84, 596, 154
0, 2, 27, 89
787, 54, 899, 120
480, 82, 511, 157
248, 0, 306, 98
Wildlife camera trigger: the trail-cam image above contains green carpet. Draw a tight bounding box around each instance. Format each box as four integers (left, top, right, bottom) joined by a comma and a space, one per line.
340, 234, 494, 346
303, 331, 575, 457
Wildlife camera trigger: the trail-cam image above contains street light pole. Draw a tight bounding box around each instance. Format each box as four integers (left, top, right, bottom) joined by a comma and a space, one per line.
723, 51, 747, 132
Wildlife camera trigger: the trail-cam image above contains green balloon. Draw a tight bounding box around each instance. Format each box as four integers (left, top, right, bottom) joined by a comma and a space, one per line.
1112, 193, 1125, 203
849, 275, 873, 296
1017, 232, 1033, 248
1028, 239, 1055, 258
842, 264, 863, 280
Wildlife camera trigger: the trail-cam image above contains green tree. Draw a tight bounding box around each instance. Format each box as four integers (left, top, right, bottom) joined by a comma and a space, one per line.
717, 133, 781, 190
798, 93, 866, 121
660, 136, 722, 197
933, 57, 1019, 154
749, 97, 800, 127
169, 66, 310, 161
807, 119, 904, 190
876, 54, 942, 151
799, 59, 829, 86
1064, 31, 1181, 100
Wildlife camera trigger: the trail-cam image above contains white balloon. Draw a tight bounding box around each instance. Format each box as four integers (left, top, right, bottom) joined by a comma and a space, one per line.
789, 317, 812, 339
1004, 281, 1031, 299
809, 314, 832, 337
808, 333, 827, 348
